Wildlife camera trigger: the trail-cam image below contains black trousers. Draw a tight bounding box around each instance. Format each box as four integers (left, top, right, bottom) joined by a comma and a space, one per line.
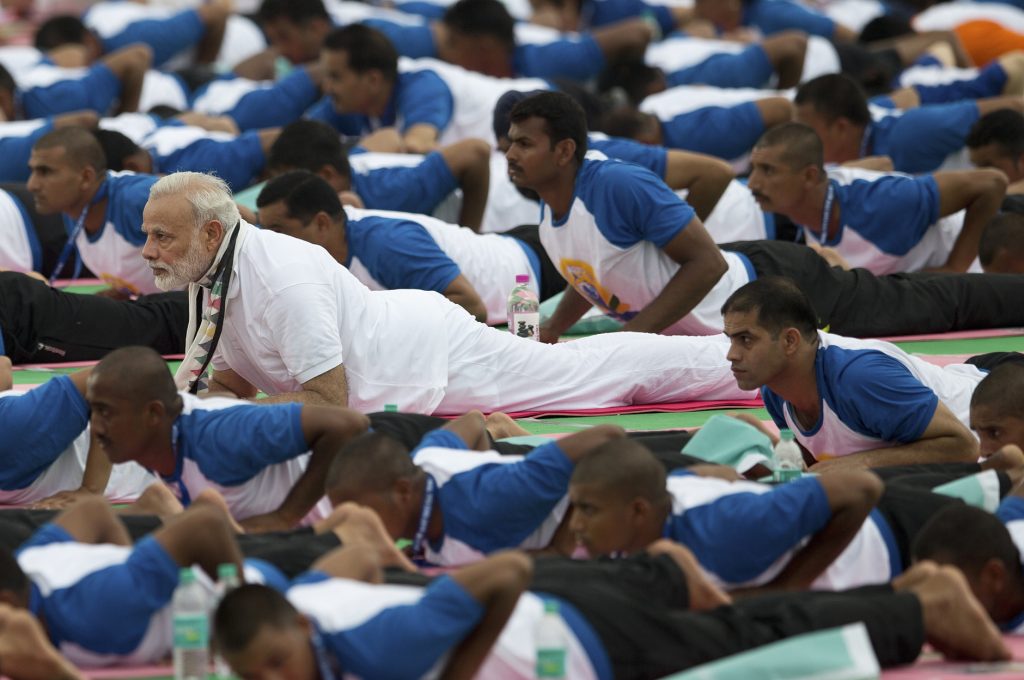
530, 555, 924, 679
0, 272, 188, 363
725, 240, 1024, 337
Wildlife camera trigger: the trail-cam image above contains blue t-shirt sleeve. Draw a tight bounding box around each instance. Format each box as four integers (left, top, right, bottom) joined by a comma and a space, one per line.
182, 403, 308, 485
362, 20, 438, 59
412, 429, 468, 455
0, 376, 90, 489
42, 536, 179, 655
746, 0, 836, 38
588, 135, 667, 178
838, 176, 940, 255
18, 523, 75, 552
587, 161, 696, 248
354, 218, 461, 293
885, 102, 980, 174
108, 175, 159, 247
829, 351, 939, 444
0, 120, 54, 181
997, 496, 1024, 524
513, 35, 605, 80
667, 476, 830, 584
324, 576, 482, 680
440, 442, 573, 552
100, 9, 205, 66
351, 151, 457, 213
162, 132, 266, 192
395, 70, 453, 134
304, 96, 368, 137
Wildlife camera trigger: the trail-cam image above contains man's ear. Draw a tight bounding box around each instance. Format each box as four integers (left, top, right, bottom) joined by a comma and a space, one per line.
144, 399, 167, 426
555, 138, 577, 167
313, 211, 334, 236
202, 219, 226, 253
980, 557, 1009, 596
781, 327, 804, 355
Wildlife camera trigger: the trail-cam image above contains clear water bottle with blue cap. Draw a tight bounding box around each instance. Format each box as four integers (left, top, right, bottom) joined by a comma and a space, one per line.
774, 429, 804, 482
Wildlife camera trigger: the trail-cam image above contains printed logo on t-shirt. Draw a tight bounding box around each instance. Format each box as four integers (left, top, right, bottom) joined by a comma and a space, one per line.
558, 258, 637, 321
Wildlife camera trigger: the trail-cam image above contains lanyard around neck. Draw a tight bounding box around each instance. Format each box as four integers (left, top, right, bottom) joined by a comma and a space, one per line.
411, 475, 437, 561
48, 179, 109, 284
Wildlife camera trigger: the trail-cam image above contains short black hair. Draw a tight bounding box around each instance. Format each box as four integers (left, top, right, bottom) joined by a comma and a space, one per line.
911, 503, 1021, 579
596, 59, 662, 107
34, 126, 108, 173
0, 549, 29, 598
267, 120, 350, 179
93, 346, 179, 408
34, 15, 90, 51
794, 73, 871, 126
0, 64, 15, 96
492, 89, 545, 141
258, 0, 329, 25
571, 438, 670, 507
599, 106, 655, 143
754, 122, 825, 171
324, 431, 417, 500
858, 15, 914, 43
979, 212, 1024, 268
443, 0, 515, 49
721, 276, 820, 338
967, 109, 1024, 157
323, 25, 398, 82
509, 91, 588, 166
971, 362, 1024, 419
214, 584, 301, 655
256, 170, 344, 223
93, 129, 142, 172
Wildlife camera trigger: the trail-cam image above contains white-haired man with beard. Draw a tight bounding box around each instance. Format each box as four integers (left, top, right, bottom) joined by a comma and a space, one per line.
141, 171, 753, 413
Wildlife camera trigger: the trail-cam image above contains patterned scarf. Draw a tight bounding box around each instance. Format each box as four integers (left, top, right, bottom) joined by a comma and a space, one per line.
174, 220, 250, 393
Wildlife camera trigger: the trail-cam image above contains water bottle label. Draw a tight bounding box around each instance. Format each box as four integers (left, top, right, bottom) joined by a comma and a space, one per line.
511, 311, 540, 340
173, 614, 209, 650
774, 469, 802, 483
536, 649, 567, 678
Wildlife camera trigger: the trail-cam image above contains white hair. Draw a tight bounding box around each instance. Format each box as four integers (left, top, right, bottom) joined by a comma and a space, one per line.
149, 172, 240, 231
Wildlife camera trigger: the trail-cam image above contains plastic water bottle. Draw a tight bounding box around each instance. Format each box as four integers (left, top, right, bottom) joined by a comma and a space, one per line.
774, 429, 804, 483
508, 274, 540, 341
213, 564, 241, 680
173, 567, 210, 680
535, 600, 569, 679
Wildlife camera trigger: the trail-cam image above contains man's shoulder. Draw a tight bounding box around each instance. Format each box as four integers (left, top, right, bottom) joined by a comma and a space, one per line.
239, 227, 345, 290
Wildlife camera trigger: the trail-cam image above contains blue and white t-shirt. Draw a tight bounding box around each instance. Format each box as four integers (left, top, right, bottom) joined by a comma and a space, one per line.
538, 154, 753, 335
344, 207, 538, 324
164, 393, 331, 524
142, 125, 265, 193
864, 101, 980, 174
307, 58, 550, 146
348, 151, 458, 215
0, 118, 53, 182
83, 2, 205, 67
762, 332, 985, 460
288, 572, 607, 679
0, 188, 38, 271
995, 496, 1024, 633
190, 69, 320, 131
411, 429, 573, 566
19, 63, 121, 118
663, 472, 900, 591
809, 166, 968, 275
744, 0, 838, 37
17, 523, 284, 667
67, 170, 160, 295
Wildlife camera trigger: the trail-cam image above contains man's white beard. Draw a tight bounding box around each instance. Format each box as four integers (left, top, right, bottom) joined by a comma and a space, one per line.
151, 238, 215, 291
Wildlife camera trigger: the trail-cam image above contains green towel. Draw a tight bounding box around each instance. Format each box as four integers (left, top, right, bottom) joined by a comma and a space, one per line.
496, 435, 556, 447
663, 623, 880, 680
933, 469, 1002, 512
235, 180, 266, 213
682, 415, 774, 473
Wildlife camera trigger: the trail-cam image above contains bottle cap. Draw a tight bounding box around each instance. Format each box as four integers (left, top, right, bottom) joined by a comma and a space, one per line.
384, 403, 398, 413
543, 599, 560, 614
179, 567, 196, 584
779, 429, 795, 442
218, 563, 238, 581
515, 274, 529, 284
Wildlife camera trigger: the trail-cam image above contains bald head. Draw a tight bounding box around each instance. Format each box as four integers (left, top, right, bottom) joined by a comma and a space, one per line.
92, 346, 179, 407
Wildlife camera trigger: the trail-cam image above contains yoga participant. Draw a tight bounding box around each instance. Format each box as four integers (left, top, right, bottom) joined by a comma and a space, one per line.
970, 362, 1024, 457
507, 91, 1024, 339
722, 277, 982, 469
142, 171, 750, 413
85, 347, 369, 532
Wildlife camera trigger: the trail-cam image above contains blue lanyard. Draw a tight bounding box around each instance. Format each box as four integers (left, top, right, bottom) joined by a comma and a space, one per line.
411, 475, 437, 561
48, 179, 109, 284
310, 625, 339, 680
806, 181, 836, 246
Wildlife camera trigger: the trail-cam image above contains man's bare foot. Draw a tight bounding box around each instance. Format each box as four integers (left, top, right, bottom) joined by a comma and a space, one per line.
485, 412, 532, 439
193, 489, 245, 533
0, 603, 83, 680
316, 503, 417, 572
646, 539, 731, 611
982, 445, 1024, 472
896, 562, 1010, 662
128, 482, 184, 517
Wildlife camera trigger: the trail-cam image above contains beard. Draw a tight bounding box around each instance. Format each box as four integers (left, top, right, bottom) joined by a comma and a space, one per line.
150, 238, 215, 291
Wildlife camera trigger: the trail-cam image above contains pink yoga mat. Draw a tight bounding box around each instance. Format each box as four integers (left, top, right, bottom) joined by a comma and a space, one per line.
915, 354, 974, 367
883, 637, 1024, 678
879, 328, 1024, 342
472, 398, 764, 419
52, 278, 106, 288
82, 665, 171, 679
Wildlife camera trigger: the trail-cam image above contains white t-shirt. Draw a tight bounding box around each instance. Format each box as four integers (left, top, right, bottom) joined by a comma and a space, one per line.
0, 188, 34, 271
